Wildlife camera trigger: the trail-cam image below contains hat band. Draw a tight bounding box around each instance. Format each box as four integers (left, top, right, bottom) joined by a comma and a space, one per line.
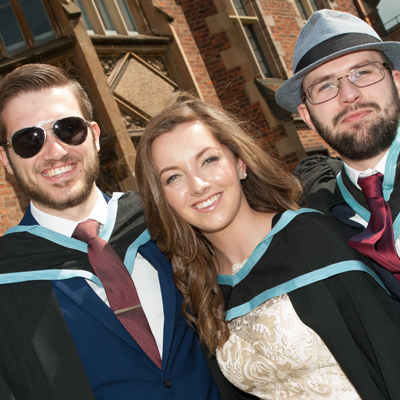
295, 33, 382, 73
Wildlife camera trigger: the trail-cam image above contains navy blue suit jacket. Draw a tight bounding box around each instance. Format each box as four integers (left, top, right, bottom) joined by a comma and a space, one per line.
1, 193, 223, 399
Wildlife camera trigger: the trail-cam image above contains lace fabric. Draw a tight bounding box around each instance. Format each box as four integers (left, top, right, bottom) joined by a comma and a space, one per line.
217, 262, 360, 399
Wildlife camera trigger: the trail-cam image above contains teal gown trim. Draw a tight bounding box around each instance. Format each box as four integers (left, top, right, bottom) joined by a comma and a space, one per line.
224, 260, 387, 321
216, 208, 388, 321
217, 208, 320, 286
0, 192, 150, 287
337, 126, 400, 239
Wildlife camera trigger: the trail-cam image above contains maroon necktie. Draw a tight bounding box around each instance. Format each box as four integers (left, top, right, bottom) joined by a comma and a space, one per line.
348, 173, 400, 282
73, 219, 162, 368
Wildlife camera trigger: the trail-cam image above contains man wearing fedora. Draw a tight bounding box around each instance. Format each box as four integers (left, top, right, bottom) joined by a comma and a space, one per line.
275, 9, 400, 304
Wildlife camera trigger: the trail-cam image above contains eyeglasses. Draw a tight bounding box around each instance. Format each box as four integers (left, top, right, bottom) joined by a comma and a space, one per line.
0, 116, 90, 158
303, 61, 393, 105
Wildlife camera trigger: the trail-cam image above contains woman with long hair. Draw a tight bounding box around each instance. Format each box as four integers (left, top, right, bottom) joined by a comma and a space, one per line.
135, 92, 400, 399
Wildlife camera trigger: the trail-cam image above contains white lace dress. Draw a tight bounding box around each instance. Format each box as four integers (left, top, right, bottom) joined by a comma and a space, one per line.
216, 261, 361, 400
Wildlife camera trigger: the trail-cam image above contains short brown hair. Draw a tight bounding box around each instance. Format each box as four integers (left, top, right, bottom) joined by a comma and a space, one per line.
0, 63, 93, 141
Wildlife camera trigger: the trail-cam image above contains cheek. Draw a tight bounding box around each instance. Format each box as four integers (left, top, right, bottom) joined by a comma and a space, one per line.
164, 187, 188, 213
212, 166, 238, 185
11, 156, 34, 176
310, 104, 335, 124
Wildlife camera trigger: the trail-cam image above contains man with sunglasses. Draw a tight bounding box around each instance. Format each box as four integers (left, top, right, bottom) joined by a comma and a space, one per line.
0, 63, 243, 400
276, 10, 400, 305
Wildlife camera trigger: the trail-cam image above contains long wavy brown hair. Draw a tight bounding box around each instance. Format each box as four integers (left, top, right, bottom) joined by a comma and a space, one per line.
135, 92, 302, 353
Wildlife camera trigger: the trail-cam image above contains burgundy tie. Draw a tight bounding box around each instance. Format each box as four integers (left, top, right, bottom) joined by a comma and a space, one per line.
348, 173, 400, 282
73, 219, 162, 368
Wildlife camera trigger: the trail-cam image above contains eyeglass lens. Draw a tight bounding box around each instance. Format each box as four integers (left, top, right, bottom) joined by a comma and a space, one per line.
306, 62, 386, 105
10, 116, 88, 158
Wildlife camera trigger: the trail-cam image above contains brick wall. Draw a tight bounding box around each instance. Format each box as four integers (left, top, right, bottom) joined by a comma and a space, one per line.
387, 24, 400, 42
158, 0, 220, 103
159, 0, 299, 164
0, 167, 29, 235
159, 0, 361, 160
297, 126, 339, 157
0, 0, 380, 233
260, 0, 304, 73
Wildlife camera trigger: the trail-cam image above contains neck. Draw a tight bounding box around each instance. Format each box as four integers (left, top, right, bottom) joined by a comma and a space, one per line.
204, 209, 274, 275
32, 186, 99, 221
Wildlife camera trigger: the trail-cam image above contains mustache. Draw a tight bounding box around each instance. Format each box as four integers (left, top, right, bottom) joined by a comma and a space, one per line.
34, 155, 82, 174
333, 102, 381, 126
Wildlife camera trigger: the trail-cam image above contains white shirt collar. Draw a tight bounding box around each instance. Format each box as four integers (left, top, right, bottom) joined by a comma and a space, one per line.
344, 150, 389, 189
30, 187, 108, 237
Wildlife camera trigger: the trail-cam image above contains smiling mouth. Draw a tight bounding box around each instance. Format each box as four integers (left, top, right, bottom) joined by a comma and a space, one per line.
193, 194, 221, 210
42, 164, 75, 178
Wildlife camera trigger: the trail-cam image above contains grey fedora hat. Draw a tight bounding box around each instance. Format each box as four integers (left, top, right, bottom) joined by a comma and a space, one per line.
275, 9, 400, 115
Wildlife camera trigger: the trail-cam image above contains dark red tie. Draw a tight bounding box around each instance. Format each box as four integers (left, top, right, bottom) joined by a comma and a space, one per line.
73, 219, 162, 368
348, 173, 400, 282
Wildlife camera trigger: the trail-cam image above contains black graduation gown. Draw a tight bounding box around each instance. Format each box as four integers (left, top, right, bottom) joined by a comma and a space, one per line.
0, 191, 252, 400
219, 210, 400, 400
0, 192, 148, 399
295, 154, 400, 304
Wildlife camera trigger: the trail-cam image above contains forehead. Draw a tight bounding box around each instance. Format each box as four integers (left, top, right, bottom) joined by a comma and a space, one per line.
156, 121, 218, 148
2, 86, 81, 137
302, 50, 385, 87
151, 121, 225, 166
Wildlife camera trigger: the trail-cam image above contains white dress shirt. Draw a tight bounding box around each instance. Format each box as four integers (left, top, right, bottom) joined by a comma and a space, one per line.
30, 188, 164, 355
343, 150, 400, 256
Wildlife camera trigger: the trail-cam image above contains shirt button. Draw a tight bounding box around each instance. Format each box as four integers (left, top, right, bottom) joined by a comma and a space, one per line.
163, 380, 172, 389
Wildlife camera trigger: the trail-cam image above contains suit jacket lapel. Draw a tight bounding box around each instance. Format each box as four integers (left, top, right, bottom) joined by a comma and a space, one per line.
18, 204, 153, 359
19, 204, 38, 226
52, 278, 139, 346
340, 167, 369, 208
18, 195, 172, 365
138, 241, 177, 363
339, 154, 400, 227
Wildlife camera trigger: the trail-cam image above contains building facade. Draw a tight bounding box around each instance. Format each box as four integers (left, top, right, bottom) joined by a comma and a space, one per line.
0, 0, 397, 234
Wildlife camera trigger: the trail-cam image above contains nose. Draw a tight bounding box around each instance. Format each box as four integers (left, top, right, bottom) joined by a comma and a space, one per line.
41, 130, 69, 160
337, 77, 361, 104
189, 174, 210, 195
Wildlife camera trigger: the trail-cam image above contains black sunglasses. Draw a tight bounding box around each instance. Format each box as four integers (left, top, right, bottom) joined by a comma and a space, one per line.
0, 116, 90, 158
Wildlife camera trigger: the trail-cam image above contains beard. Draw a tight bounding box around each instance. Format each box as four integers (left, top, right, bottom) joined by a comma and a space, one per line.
308, 85, 400, 161
9, 137, 100, 211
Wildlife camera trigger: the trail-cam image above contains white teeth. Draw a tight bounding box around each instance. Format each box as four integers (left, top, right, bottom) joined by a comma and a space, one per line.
44, 164, 73, 177
194, 194, 221, 210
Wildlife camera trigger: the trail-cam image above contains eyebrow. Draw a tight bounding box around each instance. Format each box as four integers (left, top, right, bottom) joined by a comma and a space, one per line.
158, 146, 218, 176
307, 59, 379, 86
307, 73, 336, 87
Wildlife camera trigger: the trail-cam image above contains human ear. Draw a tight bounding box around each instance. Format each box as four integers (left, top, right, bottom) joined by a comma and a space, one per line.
0, 147, 14, 175
237, 157, 246, 173
297, 103, 317, 131
237, 157, 248, 180
90, 122, 101, 152
391, 69, 400, 98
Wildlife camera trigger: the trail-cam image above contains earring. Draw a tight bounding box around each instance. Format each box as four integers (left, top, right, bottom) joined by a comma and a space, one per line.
240, 171, 247, 180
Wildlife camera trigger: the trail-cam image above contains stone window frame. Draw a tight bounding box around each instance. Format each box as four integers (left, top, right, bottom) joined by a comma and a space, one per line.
0, 0, 56, 58
294, 0, 320, 20
73, 0, 139, 36
226, 0, 274, 78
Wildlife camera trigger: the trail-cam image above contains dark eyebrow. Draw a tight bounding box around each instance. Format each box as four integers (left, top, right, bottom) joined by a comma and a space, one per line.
307, 74, 336, 87
308, 60, 377, 87
158, 147, 218, 176
159, 165, 178, 176
195, 147, 214, 160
